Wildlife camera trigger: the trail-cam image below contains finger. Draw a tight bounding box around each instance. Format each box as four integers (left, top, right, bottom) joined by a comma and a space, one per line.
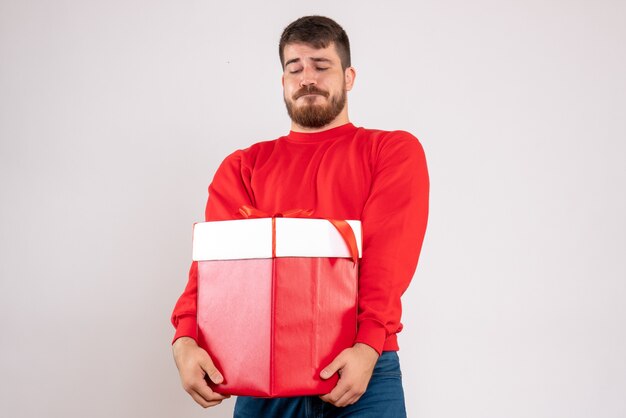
320, 383, 351, 405
192, 386, 230, 405
331, 390, 354, 408
189, 390, 221, 408
336, 392, 361, 408
199, 355, 224, 384
320, 357, 346, 380
193, 381, 230, 403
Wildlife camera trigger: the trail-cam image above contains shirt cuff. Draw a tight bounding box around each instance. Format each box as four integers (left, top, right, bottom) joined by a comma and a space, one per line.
172, 314, 198, 345
354, 319, 387, 355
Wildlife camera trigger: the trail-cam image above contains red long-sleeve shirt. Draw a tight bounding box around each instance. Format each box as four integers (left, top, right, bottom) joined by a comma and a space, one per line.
171, 123, 429, 355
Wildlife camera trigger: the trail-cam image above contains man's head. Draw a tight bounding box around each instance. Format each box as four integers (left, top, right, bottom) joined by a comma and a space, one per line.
279, 16, 355, 130
279, 16, 351, 71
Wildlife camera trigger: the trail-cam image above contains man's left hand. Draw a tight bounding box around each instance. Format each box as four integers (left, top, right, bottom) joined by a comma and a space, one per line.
318, 342, 380, 407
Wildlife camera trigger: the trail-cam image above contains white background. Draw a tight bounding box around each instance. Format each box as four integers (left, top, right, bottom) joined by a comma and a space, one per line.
1, 1, 625, 417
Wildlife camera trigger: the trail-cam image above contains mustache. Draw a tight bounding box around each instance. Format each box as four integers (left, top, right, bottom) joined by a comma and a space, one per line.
293, 85, 330, 100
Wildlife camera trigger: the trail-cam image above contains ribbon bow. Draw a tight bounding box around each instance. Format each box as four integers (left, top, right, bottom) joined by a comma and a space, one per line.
238, 205, 314, 219
237, 205, 359, 264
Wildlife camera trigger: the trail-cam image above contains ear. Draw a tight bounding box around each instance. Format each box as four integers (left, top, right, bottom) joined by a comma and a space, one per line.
281, 73, 285, 87
344, 67, 356, 91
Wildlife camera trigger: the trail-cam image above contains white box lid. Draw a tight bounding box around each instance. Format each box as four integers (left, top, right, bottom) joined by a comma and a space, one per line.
192, 218, 362, 261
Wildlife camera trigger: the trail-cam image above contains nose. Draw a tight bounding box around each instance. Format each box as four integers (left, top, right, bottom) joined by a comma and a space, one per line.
299, 66, 317, 88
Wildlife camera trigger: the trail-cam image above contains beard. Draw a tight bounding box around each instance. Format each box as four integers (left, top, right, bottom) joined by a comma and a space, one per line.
284, 84, 347, 129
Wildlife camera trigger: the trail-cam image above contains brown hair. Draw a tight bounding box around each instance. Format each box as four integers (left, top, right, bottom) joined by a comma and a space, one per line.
279, 16, 351, 70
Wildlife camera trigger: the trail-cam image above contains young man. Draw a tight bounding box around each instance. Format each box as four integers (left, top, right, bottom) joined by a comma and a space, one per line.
171, 15, 429, 417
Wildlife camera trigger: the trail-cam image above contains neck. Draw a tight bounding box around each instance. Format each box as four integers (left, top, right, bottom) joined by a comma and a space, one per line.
290, 107, 350, 133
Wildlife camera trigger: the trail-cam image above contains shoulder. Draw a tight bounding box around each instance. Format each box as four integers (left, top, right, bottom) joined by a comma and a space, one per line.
218, 137, 280, 170
356, 127, 425, 159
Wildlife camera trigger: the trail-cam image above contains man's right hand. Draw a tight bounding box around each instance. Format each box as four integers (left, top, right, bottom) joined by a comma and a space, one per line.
172, 336, 231, 408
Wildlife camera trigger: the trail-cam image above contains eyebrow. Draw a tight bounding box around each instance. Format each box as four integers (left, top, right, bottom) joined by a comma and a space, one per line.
284, 57, 333, 67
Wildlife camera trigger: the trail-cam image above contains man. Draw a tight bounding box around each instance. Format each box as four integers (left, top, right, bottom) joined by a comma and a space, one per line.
171, 15, 429, 417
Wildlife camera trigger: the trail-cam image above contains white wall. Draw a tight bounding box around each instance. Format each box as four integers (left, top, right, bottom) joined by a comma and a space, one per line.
1, 1, 624, 417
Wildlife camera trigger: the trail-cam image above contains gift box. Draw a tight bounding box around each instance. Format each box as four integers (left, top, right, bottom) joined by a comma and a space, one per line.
192, 215, 362, 397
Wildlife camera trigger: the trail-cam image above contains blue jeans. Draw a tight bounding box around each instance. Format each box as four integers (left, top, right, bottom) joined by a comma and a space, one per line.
233, 351, 407, 418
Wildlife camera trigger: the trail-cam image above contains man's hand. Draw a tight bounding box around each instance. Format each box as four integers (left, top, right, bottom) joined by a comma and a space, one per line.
319, 342, 380, 407
172, 337, 230, 408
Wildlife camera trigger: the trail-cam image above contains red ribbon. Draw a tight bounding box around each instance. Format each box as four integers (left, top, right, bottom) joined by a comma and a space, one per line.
238, 205, 314, 219
237, 205, 359, 264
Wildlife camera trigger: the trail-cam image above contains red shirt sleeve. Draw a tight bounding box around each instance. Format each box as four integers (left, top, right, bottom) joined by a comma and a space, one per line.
170, 150, 254, 344
354, 131, 430, 354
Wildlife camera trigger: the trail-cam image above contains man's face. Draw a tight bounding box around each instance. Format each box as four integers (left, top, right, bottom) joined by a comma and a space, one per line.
281, 42, 353, 129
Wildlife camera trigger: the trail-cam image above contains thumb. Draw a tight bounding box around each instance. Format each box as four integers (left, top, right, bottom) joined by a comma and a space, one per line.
199, 354, 224, 384
320, 355, 345, 380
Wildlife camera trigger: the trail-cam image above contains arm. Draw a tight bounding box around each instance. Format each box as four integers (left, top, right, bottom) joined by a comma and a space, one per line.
355, 131, 430, 354
171, 149, 255, 343
320, 131, 430, 406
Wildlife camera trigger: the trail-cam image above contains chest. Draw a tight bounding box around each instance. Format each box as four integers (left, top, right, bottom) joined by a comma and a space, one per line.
249, 141, 373, 217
